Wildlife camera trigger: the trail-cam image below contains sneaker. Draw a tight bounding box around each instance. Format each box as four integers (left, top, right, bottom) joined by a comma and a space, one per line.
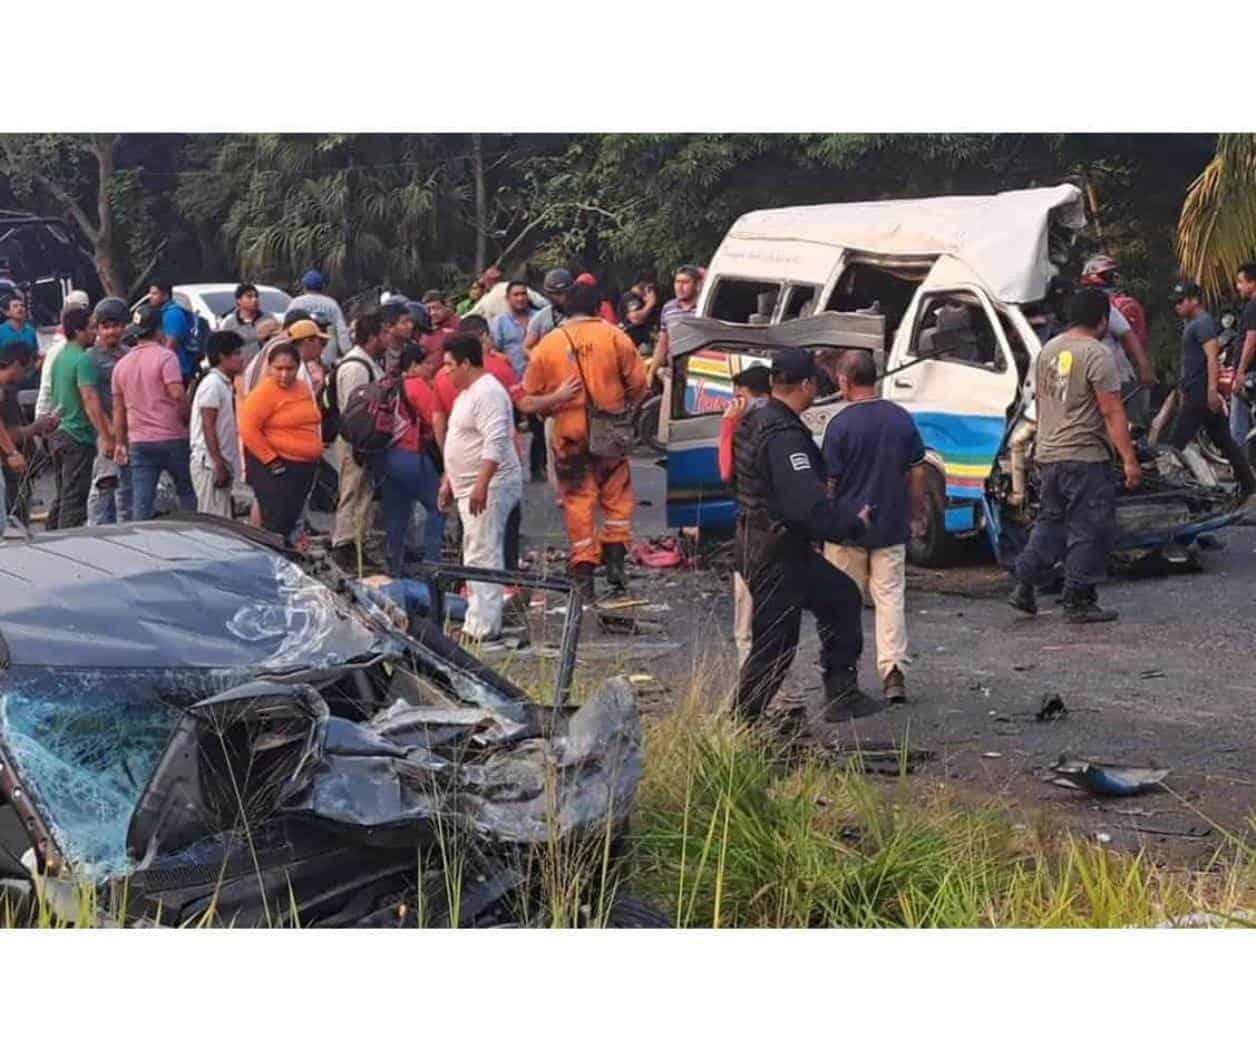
1008, 581, 1038, 615
882, 667, 907, 703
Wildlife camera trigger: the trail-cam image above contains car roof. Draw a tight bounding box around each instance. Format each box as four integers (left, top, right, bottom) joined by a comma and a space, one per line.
175, 283, 285, 295
0, 519, 379, 671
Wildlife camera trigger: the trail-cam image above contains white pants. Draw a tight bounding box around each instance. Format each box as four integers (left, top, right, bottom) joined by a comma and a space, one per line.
457, 480, 521, 640
732, 570, 753, 668
823, 542, 908, 683
191, 456, 234, 517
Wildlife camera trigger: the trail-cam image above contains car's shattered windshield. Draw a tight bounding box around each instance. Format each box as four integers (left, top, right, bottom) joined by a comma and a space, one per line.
0, 667, 250, 877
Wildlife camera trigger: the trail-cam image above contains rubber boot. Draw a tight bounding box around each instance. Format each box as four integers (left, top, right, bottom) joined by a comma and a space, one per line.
1063, 585, 1117, 623
570, 562, 596, 608
603, 542, 629, 595
1008, 580, 1038, 615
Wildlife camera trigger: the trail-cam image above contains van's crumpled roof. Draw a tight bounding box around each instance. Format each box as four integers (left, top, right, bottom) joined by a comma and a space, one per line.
727, 185, 1085, 304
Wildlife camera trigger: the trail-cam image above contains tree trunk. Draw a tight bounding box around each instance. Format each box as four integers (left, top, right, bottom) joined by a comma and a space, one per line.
472, 133, 487, 273
90, 135, 124, 297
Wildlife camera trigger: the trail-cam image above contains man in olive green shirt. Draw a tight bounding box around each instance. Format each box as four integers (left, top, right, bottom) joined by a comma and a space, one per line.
48, 307, 114, 529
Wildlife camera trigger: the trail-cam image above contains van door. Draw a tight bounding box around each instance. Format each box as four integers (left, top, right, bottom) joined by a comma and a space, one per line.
883, 256, 1019, 504
663, 313, 883, 529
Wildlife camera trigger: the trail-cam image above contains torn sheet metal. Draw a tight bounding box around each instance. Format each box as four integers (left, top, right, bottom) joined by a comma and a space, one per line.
1051, 756, 1170, 797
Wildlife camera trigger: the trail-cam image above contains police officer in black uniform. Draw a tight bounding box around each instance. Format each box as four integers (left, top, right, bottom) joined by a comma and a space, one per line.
733, 348, 883, 729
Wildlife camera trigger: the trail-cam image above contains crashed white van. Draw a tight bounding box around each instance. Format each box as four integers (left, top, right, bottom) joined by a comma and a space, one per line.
662, 185, 1238, 567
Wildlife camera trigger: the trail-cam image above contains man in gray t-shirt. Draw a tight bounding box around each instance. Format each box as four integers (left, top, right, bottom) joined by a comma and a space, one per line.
1010, 288, 1140, 624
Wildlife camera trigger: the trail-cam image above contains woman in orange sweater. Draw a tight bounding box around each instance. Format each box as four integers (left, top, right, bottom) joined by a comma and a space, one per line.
240, 340, 324, 541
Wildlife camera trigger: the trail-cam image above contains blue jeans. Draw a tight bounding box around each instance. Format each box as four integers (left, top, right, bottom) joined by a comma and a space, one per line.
87, 454, 133, 525
1230, 392, 1252, 447
380, 446, 444, 575
130, 439, 196, 521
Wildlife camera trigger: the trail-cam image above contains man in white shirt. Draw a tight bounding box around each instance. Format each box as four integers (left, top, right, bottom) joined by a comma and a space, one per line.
437, 332, 522, 641
331, 311, 387, 557
35, 289, 91, 420
190, 331, 245, 517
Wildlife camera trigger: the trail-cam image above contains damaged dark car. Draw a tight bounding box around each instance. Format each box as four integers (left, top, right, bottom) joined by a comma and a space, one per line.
0, 517, 660, 927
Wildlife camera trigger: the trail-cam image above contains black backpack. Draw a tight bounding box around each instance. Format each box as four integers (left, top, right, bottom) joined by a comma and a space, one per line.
320, 356, 398, 452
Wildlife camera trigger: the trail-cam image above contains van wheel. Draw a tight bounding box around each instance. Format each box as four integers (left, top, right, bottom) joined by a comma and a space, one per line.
907, 467, 952, 568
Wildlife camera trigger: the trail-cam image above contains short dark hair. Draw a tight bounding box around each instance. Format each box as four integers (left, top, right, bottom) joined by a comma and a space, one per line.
0, 344, 31, 371
235, 283, 258, 301
63, 307, 92, 341
1068, 287, 1111, 329
380, 300, 410, 325
401, 343, 426, 372
458, 314, 489, 337
267, 341, 299, 365
839, 349, 878, 387
506, 280, 529, 296
353, 309, 384, 343
207, 330, 244, 366
675, 265, 701, 282
1239, 263, 1256, 283
732, 365, 771, 396
445, 332, 483, 367
421, 290, 444, 305
151, 281, 173, 298
564, 283, 601, 318
283, 308, 312, 327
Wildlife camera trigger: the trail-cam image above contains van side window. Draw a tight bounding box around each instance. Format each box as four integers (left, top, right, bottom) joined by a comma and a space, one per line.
780, 284, 818, 321
709, 279, 781, 323
911, 295, 1005, 372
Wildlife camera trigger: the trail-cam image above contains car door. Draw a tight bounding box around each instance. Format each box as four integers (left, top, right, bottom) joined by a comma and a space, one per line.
883, 256, 1020, 502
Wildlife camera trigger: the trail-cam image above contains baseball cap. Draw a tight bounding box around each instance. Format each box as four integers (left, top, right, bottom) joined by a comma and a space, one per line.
93, 297, 130, 323
65, 289, 90, 310
770, 347, 817, 384
574, 273, 598, 288
542, 268, 574, 293
287, 319, 328, 342
1169, 280, 1202, 303
301, 269, 325, 291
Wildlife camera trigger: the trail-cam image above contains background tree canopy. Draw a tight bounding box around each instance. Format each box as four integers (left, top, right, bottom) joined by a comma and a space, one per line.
0, 132, 1239, 368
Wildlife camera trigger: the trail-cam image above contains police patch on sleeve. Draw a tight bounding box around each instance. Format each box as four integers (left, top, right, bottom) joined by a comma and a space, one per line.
789, 452, 811, 471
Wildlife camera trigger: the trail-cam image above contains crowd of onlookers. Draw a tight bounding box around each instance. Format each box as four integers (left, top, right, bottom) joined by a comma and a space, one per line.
0, 263, 704, 643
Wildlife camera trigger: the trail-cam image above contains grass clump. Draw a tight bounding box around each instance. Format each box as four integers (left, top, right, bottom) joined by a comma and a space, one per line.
624, 692, 1256, 928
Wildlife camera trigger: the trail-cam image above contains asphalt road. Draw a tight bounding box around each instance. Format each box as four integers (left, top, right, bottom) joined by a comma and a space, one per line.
516, 456, 1256, 863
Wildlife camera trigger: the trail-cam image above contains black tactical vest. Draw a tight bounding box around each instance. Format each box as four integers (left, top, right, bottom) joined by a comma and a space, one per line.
734, 399, 811, 529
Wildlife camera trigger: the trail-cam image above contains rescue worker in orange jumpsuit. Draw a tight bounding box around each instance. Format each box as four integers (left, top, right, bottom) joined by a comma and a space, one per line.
519, 282, 649, 604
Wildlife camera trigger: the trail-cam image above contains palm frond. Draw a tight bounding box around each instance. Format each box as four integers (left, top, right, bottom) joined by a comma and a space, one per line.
1177, 133, 1256, 299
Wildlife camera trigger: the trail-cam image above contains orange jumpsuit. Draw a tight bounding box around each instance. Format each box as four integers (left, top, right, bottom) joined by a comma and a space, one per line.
523, 318, 648, 567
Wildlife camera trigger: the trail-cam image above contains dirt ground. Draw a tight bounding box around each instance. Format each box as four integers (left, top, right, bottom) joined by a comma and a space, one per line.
514, 456, 1256, 867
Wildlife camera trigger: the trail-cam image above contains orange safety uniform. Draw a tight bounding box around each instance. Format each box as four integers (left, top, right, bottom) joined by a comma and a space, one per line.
523, 318, 648, 567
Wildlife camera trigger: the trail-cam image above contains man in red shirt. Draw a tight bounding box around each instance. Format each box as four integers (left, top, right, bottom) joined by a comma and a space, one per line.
419, 290, 461, 358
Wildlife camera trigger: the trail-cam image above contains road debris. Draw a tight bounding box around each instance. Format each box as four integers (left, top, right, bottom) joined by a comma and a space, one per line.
1035, 694, 1068, 722
1050, 756, 1170, 797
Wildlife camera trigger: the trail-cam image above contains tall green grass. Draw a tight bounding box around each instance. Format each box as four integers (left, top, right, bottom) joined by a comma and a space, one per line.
623, 682, 1256, 929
